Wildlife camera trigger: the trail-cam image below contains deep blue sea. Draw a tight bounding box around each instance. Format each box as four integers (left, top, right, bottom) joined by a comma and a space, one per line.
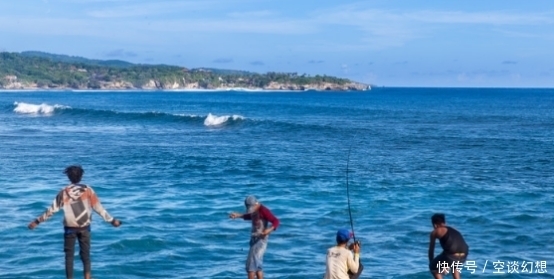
1, 88, 553, 279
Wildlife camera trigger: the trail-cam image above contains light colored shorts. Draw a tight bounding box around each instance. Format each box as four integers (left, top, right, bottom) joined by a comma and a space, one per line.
246, 237, 268, 272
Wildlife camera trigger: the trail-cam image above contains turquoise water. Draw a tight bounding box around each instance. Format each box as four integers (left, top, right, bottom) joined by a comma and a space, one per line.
1, 88, 553, 279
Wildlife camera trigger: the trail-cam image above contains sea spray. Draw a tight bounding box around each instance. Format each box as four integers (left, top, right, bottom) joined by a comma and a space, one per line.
13, 102, 69, 115
204, 113, 245, 127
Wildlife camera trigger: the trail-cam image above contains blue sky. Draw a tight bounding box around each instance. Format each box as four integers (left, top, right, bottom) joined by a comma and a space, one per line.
1, 0, 554, 87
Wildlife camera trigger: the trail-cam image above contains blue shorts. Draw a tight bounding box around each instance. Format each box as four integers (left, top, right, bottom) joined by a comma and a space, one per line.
246, 237, 268, 272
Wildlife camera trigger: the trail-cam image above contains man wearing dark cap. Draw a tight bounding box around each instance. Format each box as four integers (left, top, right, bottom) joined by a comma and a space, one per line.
429, 213, 469, 279
324, 228, 361, 279
229, 195, 280, 279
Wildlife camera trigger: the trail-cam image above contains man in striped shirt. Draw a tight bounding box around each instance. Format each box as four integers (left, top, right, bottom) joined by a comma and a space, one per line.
28, 165, 121, 279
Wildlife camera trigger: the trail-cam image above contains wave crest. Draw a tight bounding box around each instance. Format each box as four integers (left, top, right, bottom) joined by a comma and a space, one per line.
13, 102, 70, 115
12, 102, 248, 128
204, 113, 244, 127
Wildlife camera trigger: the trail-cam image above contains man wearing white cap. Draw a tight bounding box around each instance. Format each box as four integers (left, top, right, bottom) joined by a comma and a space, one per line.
229, 195, 280, 279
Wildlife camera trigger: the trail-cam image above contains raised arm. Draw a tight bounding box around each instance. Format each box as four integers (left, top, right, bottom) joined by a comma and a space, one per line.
28, 190, 64, 229
88, 187, 114, 223
347, 248, 360, 274
229, 212, 252, 220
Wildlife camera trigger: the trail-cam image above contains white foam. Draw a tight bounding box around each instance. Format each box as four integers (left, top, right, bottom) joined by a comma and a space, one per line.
175, 114, 202, 118
13, 102, 69, 115
225, 87, 267, 92
203, 113, 244, 127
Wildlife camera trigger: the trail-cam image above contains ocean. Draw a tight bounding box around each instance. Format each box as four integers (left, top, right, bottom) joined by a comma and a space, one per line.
1, 88, 553, 279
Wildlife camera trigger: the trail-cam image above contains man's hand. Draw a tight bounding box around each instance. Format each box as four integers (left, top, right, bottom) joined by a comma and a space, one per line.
229, 212, 242, 219
111, 219, 122, 227
350, 242, 360, 253
261, 228, 273, 236
28, 220, 38, 230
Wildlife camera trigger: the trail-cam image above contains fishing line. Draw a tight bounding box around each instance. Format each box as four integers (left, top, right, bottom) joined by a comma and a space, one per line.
345, 131, 359, 243
345, 131, 364, 279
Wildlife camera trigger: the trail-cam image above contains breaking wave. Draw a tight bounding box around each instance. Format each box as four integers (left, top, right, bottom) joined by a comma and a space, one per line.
13, 102, 70, 115
11, 101, 246, 127
204, 113, 245, 127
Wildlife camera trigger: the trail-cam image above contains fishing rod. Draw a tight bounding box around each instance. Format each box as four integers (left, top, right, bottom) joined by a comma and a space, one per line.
346, 135, 357, 243
345, 131, 364, 279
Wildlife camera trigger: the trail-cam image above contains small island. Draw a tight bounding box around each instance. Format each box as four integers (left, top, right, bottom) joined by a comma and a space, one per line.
0, 51, 370, 91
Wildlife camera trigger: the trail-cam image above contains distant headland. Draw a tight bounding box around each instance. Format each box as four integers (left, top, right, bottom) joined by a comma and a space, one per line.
0, 51, 370, 91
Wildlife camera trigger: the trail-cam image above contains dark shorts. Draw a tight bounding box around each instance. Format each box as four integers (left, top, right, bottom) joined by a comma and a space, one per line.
429, 252, 467, 272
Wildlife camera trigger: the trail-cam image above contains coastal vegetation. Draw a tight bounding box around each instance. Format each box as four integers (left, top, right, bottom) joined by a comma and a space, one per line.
0, 51, 369, 91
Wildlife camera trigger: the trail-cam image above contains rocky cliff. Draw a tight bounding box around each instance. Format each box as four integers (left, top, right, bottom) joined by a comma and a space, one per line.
1, 75, 370, 91
0, 52, 371, 91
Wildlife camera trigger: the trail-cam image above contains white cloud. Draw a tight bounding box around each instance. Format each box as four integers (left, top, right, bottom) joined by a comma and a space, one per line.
455, 70, 518, 84
309, 5, 554, 49
407, 10, 554, 25
0, 9, 314, 42
59, 0, 135, 3
309, 9, 426, 49
2, 1, 554, 52
227, 10, 275, 18
86, 1, 221, 18
315, 3, 554, 26
144, 18, 315, 34
493, 28, 554, 40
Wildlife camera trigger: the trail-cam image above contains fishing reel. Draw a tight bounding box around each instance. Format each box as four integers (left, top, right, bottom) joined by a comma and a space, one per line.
348, 240, 361, 250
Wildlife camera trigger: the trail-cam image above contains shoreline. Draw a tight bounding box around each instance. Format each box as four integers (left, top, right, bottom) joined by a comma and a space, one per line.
0, 87, 371, 93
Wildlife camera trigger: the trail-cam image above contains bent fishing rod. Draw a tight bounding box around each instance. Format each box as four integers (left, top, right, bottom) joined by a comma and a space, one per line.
345, 132, 365, 279
345, 132, 359, 246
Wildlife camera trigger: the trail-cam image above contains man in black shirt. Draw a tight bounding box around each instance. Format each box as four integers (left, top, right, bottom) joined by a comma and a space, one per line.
428, 213, 469, 279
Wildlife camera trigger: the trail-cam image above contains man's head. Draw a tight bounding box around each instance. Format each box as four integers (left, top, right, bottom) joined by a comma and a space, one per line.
431, 213, 446, 228
244, 195, 260, 213
64, 165, 84, 184
336, 228, 352, 245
